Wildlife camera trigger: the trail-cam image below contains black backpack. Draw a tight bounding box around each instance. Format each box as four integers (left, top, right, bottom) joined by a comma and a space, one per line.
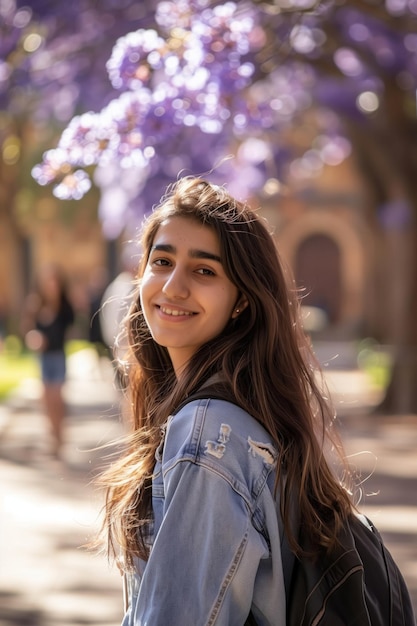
286, 513, 415, 625
176, 391, 416, 626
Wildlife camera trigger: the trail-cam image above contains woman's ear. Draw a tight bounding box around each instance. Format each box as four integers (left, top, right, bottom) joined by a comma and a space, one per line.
231, 295, 249, 319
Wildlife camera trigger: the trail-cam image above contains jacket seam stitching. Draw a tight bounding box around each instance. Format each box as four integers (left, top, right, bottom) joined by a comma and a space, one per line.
206, 529, 249, 626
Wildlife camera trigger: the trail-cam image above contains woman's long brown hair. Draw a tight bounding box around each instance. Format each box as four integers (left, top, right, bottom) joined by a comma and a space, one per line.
97, 177, 355, 570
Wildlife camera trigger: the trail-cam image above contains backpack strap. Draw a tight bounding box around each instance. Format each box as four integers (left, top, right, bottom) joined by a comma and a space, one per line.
172, 384, 237, 415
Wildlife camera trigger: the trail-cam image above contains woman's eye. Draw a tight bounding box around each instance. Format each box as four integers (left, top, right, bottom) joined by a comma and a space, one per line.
196, 267, 215, 276
152, 258, 170, 267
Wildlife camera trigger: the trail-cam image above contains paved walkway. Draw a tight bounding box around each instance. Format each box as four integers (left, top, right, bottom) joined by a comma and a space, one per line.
0, 351, 124, 626
0, 348, 416, 624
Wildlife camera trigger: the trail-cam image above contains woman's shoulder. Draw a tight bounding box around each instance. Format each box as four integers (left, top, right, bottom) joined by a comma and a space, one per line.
200, 397, 272, 441
164, 397, 278, 477
171, 395, 273, 439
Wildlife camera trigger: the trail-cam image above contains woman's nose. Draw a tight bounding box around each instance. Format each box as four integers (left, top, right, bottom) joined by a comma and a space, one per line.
162, 267, 190, 299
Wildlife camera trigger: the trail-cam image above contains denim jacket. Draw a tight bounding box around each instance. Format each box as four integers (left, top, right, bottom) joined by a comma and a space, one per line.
121, 398, 288, 626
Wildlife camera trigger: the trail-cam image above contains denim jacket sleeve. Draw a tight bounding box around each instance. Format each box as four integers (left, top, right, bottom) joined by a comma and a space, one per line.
125, 399, 286, 626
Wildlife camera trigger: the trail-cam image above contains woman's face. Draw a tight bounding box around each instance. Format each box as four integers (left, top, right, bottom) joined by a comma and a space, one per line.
38, 268, 61, 303
140, 216, 243, 375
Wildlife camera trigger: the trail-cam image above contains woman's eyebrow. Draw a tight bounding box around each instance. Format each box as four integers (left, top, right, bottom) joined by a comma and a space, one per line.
151, 244, 221, 263
151, 244, 175, 254
189, 249, 222, 263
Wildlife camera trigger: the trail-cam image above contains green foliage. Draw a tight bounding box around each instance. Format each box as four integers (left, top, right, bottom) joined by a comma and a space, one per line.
357, 339, 393, 391
0, 338, 39, 401
65, 339, 93, 355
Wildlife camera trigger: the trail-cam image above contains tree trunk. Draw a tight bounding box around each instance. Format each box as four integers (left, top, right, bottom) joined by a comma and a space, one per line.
0, 125, 30, 334
348, 105, 417, 413
379, 226, 417, 414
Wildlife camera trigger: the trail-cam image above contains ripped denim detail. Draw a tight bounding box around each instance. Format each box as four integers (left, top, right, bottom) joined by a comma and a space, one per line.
205, 423, 231, 459
248, 437, 277, 466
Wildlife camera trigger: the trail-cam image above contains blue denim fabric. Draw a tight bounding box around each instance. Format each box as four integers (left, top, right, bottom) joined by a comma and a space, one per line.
122, 398, 287, 626
39, 350, 66, 383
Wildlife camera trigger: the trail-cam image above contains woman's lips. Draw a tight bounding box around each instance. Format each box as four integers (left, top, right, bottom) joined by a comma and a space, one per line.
158, 305, 196, 317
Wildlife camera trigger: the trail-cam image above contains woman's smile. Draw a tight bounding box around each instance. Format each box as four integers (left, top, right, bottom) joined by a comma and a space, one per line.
157, 304, 196, 318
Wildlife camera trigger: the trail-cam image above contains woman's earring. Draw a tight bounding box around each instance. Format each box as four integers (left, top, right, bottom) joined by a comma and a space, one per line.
235, 309, 240, 314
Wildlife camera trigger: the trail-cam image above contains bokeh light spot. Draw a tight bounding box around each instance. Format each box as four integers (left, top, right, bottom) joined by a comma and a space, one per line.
23, 33, 43, 53
357, 91, 380, 113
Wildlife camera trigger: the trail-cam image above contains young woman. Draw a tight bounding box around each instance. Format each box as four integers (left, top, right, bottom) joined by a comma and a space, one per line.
98, 177, 356, 625
22, 264, 74, 458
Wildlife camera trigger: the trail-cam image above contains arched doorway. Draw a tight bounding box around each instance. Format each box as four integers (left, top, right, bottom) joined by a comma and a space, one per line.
295, 234, 342, 324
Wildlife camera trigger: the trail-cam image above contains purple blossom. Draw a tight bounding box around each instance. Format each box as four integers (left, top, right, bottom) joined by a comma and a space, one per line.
106, 29, 166, 90
53, 170, 92, 200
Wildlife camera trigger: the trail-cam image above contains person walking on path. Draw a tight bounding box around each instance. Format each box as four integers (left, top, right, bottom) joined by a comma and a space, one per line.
95, 177, 386, 624
21, 264, 74, 458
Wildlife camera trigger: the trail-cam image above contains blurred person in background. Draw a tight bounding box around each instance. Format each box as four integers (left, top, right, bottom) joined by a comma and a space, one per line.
99, 249, 137, 389
21, 264, 74, 458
